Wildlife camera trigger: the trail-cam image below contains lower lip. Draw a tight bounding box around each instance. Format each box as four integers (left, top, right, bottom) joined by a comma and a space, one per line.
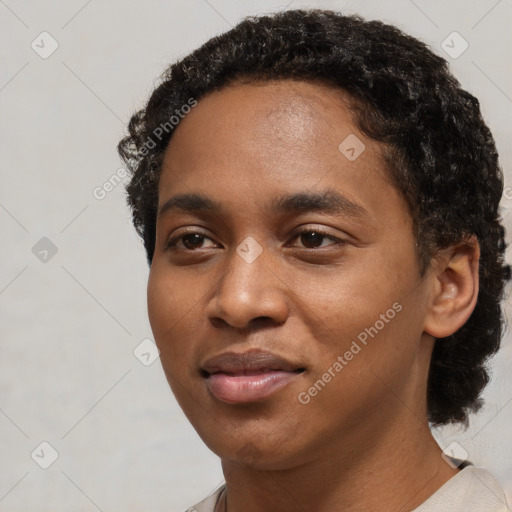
205, 371, 301, 404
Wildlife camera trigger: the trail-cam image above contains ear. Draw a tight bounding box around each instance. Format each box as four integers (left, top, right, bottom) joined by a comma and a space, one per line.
423, 235, 480, 339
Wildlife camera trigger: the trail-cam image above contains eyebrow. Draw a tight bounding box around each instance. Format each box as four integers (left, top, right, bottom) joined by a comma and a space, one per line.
158, 190, 368, 219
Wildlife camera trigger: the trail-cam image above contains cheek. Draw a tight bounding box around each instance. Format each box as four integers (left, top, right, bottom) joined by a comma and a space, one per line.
309, 300, 425, 423
147, 268, 198, 365
293, 254, 422, 386
294, 313, 416, 440
147, 270, 171, 341
294, 262, 402, 342
147, 270, 206, 414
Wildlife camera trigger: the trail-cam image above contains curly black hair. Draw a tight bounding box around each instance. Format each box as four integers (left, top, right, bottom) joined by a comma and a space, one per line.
117, 8, 511, 427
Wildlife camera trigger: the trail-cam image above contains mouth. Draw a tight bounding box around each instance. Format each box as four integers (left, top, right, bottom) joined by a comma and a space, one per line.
200, 349, 305, 404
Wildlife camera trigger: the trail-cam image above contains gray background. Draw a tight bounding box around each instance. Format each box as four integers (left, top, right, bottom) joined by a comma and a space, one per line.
1, 0, 511, 510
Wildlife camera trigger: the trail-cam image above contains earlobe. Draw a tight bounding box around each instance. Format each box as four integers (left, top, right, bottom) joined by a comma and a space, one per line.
423, 235, 480, 339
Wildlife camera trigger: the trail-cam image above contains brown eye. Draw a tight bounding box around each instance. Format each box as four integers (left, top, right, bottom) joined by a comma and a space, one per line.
167, 231, 217, 251
180, 233, 206, 250
290, 228, 344, 249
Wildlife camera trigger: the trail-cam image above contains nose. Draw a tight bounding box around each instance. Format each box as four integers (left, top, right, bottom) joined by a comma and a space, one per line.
205, 238, 290, 330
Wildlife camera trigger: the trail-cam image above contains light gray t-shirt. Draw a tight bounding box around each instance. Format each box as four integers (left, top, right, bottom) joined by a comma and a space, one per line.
185, 465, 510, 512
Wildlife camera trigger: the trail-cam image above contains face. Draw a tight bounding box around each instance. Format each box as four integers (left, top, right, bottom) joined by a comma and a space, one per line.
147, 79, 435, 470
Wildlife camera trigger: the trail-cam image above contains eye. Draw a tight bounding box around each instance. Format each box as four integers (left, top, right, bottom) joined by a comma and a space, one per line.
166, 230, 217, 251
166, 226, 345, 252
288, 227, 345, 249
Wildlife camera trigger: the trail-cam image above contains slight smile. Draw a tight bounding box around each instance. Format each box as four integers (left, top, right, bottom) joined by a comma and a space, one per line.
200, 349, 305, 404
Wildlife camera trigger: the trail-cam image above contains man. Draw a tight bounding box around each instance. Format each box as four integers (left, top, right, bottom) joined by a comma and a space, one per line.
118, 9, 510, 511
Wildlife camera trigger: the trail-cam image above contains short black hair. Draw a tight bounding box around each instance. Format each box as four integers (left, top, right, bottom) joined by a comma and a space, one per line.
117, 8, 511, 426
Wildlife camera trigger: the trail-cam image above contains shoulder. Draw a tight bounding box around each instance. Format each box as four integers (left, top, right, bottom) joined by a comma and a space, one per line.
413, 465, 510, 512
180, 468, 510, 512
183, 484, 226, 512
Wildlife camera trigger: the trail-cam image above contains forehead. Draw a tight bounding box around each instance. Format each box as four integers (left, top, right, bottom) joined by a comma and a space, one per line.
156, 79, 409, 234
155, 79, 413, 257
183, 78, 357, 138
231, 78, 356, 132
160, 79, 387, 188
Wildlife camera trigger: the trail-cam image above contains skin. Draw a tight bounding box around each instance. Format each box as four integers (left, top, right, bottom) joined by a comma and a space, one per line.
147, 79, 480, 512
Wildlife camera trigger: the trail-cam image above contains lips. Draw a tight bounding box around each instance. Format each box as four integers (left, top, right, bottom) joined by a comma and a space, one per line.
201, 349, 305, 404
201, 349, 304, 375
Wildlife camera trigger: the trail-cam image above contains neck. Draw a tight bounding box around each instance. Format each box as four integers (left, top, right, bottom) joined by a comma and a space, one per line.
219, 406, 458, 512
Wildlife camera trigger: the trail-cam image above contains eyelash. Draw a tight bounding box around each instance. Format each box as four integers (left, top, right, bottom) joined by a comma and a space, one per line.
166, 227, 345, 251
